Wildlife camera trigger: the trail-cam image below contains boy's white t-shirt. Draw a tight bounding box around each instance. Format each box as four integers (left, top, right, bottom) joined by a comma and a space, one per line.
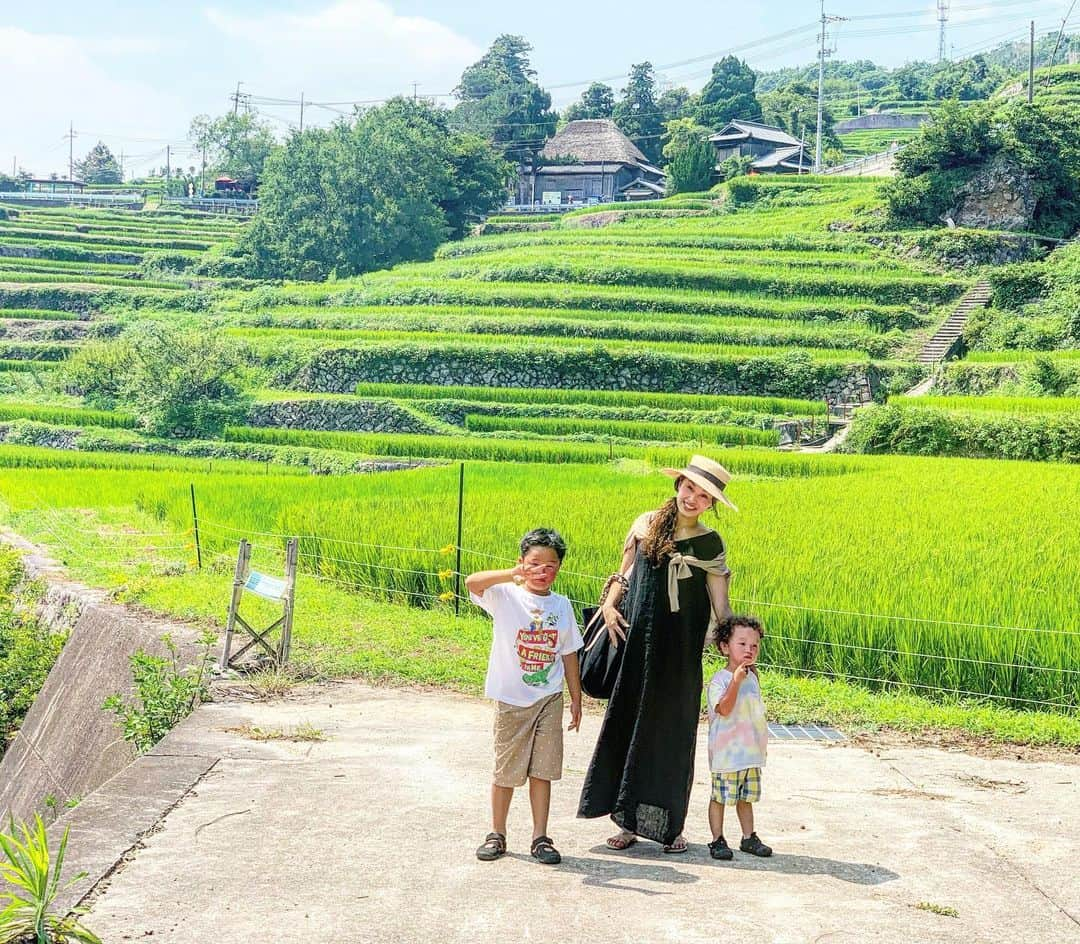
706, 668, 768, 773
471, 582, 583, 708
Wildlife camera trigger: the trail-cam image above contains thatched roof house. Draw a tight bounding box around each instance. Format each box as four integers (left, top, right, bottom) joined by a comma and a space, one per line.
709, 120, 811, 174
517, 119, 666, 205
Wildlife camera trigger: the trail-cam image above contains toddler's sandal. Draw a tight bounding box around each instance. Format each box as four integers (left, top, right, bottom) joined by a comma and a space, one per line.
531, 835, 562, 865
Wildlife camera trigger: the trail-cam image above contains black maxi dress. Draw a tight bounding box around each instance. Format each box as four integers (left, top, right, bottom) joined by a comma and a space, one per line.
577, 527, 727, 846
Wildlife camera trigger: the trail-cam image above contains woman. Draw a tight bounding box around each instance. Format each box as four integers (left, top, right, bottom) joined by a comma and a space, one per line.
577, 455, 735, 853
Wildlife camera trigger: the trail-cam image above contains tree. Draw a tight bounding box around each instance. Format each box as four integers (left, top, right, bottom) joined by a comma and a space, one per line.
693, 56, 761, 130
658, 87, 693, 124
62, 324, 250, 438
760, 81, 836, 154
243, 98, 510, 279
188, 112, 277, 188
453, 35, 557, 163
666, 134, 716, 195
662, 117, 713, 162
614, 62, 663, 164
74, 141, 122, 184
563, 83, 615, 123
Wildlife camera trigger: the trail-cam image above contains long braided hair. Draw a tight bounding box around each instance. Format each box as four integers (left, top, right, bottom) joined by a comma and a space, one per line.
641, 477, 684, 566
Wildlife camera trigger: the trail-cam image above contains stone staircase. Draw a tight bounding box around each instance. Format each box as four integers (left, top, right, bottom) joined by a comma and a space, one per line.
917, 280, 992, 365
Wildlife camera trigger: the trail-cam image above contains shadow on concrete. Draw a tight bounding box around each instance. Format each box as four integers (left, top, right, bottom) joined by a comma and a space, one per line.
578, 844, 898, 887
507, 852, 698, 895
716, 853, 898, 885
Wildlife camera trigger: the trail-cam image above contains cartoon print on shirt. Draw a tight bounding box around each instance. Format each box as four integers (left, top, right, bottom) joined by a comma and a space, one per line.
517, 607, 561, 686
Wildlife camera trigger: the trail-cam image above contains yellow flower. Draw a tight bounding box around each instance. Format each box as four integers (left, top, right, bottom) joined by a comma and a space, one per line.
439, 591, 455, 602
440, 543, 456, 555
438, 569, 453, 580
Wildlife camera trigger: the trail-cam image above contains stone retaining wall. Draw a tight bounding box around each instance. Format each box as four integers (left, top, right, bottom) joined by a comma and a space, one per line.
249, 398, 440, 434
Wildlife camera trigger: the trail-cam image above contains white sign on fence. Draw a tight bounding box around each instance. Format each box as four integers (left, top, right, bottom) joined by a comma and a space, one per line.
244, 571, 288, 601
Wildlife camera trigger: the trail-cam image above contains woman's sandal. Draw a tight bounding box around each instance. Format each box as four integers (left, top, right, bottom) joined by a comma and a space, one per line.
531, 835, 562, 865
475, 832, 506, 861
663, 835, 689, 854
605, 831, 638, 851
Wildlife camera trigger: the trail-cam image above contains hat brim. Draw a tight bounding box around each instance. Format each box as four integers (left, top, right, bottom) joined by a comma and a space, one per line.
662, 467, 738, 512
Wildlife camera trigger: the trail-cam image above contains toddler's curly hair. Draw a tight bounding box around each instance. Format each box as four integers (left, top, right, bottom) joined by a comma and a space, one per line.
715, 614, 764, 650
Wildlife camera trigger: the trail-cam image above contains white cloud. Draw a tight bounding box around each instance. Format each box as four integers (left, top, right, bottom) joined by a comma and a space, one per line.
203, 0, 481, 100
0, 27, 185, 178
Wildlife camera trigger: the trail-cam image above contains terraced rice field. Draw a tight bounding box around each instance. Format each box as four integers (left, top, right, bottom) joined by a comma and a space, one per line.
7, 176, 1076, 715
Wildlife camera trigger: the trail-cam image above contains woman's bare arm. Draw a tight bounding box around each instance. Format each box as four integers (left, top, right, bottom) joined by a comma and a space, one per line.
706, 571, 733, 624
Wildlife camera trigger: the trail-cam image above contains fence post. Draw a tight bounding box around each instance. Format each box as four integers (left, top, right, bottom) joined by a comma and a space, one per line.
190, 483, 202, 569
454, 462, 464, 617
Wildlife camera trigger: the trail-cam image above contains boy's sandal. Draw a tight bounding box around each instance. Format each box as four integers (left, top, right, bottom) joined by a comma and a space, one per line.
662, 834, 689, 854
530, 835, 562, 865
605, 831, 637, 851
476, 832, 507, 861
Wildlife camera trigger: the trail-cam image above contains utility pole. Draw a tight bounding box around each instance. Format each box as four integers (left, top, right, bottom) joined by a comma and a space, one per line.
232, 81, 244, 115
165, 144, 170, 200
412, 82, 419, 102
119, 150, 125, 181
299, 91, 305, 132
200, 146, 207, 197
937, 1, 950, 63
1029, 21, 1036, 103
65, 121, 76, 181
815, 1, 845, 174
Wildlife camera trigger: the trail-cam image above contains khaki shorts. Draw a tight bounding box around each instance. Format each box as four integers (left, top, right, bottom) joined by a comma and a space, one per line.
493, 692, 564, 788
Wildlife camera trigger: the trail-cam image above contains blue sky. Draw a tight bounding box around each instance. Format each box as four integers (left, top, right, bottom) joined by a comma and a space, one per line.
2, 0, 1075, 178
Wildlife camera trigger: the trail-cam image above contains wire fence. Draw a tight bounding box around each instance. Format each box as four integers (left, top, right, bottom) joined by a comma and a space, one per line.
7, 493, 1079, 714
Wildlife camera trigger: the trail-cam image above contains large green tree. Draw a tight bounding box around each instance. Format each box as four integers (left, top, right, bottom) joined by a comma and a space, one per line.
563, 82, 615, 123
453, 35, 557, 163
243, 98, 510, 280
693, 57, 761, 130
74, 141, 122, 184
666, 134, 716, 195
760, 81, 836, 154
613, 62, 663, 164
188, 112, 277, 188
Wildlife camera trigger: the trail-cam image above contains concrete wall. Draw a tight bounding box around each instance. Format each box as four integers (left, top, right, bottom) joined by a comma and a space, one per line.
835, 113, 928, 133
0, 533, 204, 822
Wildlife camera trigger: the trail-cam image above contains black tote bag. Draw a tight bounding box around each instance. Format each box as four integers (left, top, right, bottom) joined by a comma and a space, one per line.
579, 605, 625, 700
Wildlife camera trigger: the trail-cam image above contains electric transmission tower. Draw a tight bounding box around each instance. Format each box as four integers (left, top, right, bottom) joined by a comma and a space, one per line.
938, 0, 950, 62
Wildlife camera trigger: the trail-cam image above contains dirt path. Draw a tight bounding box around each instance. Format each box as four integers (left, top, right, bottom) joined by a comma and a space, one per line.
70, 683, 1080, 944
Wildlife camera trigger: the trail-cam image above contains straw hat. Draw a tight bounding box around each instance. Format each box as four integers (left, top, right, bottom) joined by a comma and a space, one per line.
662, 455, 738, 512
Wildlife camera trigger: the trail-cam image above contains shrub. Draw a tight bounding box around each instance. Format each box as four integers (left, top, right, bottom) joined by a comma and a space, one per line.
989, 262, 1049, 310
844, 403, 1080, 462
61, 324, 251, 437
102, 631, 217, 754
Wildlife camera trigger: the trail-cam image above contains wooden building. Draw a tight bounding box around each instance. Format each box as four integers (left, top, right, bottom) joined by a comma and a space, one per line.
517, 119, 666, 206
709, 120, 812, 174
25, 178, 86, 193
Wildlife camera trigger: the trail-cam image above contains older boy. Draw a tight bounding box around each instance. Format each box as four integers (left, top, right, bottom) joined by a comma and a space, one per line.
466, 527, 583, 865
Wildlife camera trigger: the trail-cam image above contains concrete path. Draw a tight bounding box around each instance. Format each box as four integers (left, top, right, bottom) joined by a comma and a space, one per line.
74, 683, 1079, 944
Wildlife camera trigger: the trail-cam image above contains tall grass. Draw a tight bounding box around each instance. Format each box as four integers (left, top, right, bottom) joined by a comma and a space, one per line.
2, 453, 1076, 709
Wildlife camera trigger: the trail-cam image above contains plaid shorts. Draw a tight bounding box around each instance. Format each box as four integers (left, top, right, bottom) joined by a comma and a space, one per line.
711, 767, 762, 806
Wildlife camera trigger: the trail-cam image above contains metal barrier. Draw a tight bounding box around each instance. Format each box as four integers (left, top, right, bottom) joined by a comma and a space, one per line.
161, 197, 258, 214
822, 143, 905, 177
0, 191, 144, 207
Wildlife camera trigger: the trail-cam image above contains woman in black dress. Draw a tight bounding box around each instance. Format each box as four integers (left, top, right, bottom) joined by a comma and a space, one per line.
578, 455, 735, 853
